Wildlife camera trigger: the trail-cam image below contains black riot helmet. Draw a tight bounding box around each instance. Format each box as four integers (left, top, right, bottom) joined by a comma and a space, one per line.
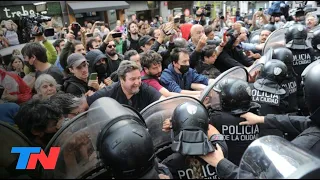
285, 24, 308, 48
254, 59, 288, 95
303, 63, 320, 121
217, 78, 260, 115
272, 47, 294, 75
171, 101, 215, 156
262, 23, 276, 32
259, 59, 288, 84
311, 28, 320, 50
97, 119, 159, 179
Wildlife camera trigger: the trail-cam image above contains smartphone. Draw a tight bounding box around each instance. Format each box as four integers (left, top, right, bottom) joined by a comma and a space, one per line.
89, 73, 97, 80
112, 32, 122, 38
44, 28, 55, 37
96, 21, 105, 26
86, 33, 93, 38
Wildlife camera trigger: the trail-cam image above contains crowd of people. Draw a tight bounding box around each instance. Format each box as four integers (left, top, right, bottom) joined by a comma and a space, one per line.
1, 2, 320, 179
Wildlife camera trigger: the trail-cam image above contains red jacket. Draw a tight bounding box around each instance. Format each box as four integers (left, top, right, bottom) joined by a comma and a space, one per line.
0, 69, 32, 104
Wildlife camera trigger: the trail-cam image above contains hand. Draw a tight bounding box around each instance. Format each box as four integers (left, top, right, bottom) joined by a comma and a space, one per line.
162, 118, 171, 132
66, 33, 75, 42
99, 82, 106, 89
207, 124, 220, 138
159, 174, 170, 179
104, 77, 113, 86
248, 69, 260, 83
85, 90, 95, 97
80, 27, 86, 34
239, 112, 265, 125
200, 144, 224, 167
88, 79, 99, 90
1, 89, 17, 102
104, 31, 114, 44
196, 34, 207, 52
233, 22, 242, 33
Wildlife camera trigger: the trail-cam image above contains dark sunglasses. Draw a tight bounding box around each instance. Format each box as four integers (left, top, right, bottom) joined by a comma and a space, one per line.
107, 45, 116, 48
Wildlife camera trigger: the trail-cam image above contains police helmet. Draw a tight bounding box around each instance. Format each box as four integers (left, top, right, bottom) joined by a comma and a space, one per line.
311, 28, 320, 50
272, 47, 294, 74
97, 119, 159, 179
303, 63, 320, 118
171, 101, 215, 155
259, 59, 288, 84
217, 78, 260, 115
285, 24, 308, 44
262, 23, 276, 32
254, 59, 288, 95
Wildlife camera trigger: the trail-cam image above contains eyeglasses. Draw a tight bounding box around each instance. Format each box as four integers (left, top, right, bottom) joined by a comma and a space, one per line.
107, 45, 116, 48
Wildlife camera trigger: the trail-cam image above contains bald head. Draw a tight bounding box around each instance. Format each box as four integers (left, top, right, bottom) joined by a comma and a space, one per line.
190, 24, 205, 44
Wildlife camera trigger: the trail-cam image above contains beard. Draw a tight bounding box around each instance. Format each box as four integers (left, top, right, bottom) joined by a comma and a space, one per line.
107, 50, 117, 56
131, 88, 140, 94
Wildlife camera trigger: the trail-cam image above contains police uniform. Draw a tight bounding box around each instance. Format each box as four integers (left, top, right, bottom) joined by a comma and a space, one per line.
162, 153, 219, 179
209, 111, 260, 165
272, 47, 299, 114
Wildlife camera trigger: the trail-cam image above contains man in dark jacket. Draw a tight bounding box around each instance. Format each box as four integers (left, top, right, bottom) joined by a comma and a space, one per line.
86, 49, 110, 85
63, 53, 99, 96
160, 48, 210, 96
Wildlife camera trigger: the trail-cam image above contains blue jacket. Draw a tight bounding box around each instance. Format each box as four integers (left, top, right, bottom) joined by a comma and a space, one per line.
160, 63, 209, 93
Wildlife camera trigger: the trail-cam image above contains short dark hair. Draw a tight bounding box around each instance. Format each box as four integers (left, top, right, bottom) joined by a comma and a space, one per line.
204, 25, 213, 37
140, 50, 162, 69
202, 45, 217, 58
170, 48, 189, 63
70, 40, 83, 53
21, 42, 48, 63
128, 21, 138, 31
50, 92, 85, 117
14, 99, 62, 140
86, 37, 98, 51
53, 39, 64, 48
124, 50, 139, 61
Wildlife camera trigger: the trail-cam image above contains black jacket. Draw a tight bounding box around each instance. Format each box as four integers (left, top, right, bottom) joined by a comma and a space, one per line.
63, 75, 89, 96
209, 111, 260, 166
215, 112, 320, 179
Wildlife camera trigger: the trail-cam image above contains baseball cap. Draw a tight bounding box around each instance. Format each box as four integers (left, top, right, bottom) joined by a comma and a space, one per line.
67, 53, 87, 68
139, 35, 155, 47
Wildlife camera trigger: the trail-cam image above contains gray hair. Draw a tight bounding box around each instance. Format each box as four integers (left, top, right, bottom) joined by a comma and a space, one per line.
34, 74, 59, 93
173, 38, 188, 48
50, 93, 86, 116
306, 13, 319, 25
117, 60, 140, 80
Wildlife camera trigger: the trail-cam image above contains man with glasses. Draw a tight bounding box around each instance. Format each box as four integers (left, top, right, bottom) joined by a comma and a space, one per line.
63, 53, 100, 96
105, 40, 124, 74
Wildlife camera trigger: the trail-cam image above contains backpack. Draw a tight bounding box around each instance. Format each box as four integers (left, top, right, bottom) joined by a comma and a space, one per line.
62, 81, 86, 94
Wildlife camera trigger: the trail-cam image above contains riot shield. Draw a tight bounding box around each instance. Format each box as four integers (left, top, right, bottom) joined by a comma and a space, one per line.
140, 96, 201, 160
238, 136, 320, 179
262, 28, 287, 55
247, 48, 273, 77
41, 97, 146, 179
200, 66, 248, 110
0, 121, 34, 178
301, 59, 320, 80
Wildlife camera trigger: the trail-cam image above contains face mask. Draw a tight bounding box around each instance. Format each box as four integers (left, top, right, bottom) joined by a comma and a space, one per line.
179, 65, 189, 74
95, 64, 107, 75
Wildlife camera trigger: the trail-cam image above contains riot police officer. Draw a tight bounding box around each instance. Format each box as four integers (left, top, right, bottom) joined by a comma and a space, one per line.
311, 28, 320, 60
208, 78, 261, 165
97, 118, 172, 179
250, 59, 289, 137
240, 63, 320, 158
162, 101, 228, 179
272, 47, 298, 114
285, 23, 315, 115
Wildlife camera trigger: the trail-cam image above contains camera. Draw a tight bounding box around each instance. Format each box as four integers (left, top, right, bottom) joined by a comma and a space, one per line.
268, 1, 289, 17
20, 14, 53, 43
193, 4, 212, 17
